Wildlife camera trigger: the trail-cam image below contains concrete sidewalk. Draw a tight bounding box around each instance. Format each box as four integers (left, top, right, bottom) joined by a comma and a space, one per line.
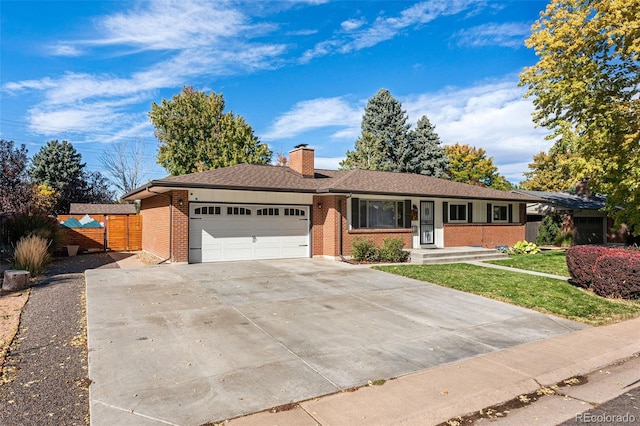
228, 316, 640, 425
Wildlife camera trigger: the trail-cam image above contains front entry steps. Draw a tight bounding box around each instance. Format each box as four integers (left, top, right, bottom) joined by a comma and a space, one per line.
408, 247, 508, 264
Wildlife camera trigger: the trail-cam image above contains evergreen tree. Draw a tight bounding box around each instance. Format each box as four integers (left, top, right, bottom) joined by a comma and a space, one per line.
400, 115, 449, 177
29, 140, 113, 214
360, 88, 411, 171
339, 132, 387, 170
536, 214, 562, 246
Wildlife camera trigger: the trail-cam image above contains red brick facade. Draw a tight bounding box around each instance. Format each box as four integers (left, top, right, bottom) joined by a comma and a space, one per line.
312, 194, 412, 257
443, 223, 525, 248
141, 190, 526, 261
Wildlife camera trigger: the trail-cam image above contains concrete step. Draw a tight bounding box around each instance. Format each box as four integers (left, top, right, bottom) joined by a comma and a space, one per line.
410, 250, 508, 264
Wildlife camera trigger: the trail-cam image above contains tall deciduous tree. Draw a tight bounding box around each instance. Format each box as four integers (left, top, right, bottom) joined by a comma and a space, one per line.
29, 140, 113, 214
360, 88, 411, 171
399, 116, 449, 177
150, 86, 272, 176
0, 139, 33, 214
100, 139, 146, 197
520, 139, 583, 191
520, 0, 640, 230
445, 143, 512, 190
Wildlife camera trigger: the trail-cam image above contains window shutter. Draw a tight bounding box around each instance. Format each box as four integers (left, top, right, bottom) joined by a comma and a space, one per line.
467, 202, 473, 223
351, 198, 360, 229
442, 202, 448, 223
404, 200, 411, 228
486, 203, 492, 223
508, 204, 513, 223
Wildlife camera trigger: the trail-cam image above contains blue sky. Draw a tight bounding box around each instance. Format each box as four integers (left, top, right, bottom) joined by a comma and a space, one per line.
1, 0, 551, 188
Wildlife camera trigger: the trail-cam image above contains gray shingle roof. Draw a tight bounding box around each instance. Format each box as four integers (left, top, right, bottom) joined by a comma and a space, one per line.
514, 190, 606, 210
69, 203, 137, 215
123, 164, 542, 202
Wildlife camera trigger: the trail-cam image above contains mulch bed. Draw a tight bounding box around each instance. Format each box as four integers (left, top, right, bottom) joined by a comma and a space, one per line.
0, 253, 118, 426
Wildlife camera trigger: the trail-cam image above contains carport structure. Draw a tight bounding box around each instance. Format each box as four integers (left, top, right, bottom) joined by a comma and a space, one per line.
86, 259, 586, 425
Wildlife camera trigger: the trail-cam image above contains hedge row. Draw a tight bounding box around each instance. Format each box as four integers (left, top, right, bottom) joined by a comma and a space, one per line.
566, 245, 640, 299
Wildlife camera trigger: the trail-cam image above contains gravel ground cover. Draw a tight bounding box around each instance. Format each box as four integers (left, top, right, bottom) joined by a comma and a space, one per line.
0, 253, 117, 426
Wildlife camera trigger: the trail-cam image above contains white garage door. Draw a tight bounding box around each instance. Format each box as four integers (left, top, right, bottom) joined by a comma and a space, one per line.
189, 204, 310, 263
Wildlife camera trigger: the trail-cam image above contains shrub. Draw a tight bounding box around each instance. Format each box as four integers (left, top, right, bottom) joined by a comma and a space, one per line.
566, 245, 610, 288
5, 212, 61, 254
554, 231, 574, 247
536, 214, 561, 245
509, 240, 540, 255
351, 237, 379, 262
13, 234, 51, 276
378, 237, 410, 263
592, 250, 640, 299
350, 237, 409, 263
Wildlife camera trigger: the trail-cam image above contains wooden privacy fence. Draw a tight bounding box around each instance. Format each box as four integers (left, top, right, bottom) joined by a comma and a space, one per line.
58, 214, 142, 252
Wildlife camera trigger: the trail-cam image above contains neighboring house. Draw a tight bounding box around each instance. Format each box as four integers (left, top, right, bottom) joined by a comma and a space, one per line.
123, 147, 541, 263
513, 189, 628, 245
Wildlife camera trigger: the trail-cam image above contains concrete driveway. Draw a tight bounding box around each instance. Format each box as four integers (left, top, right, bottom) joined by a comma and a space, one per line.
85, 259, 586, 425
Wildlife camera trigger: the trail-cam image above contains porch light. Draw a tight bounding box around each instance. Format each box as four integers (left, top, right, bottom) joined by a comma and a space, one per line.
317, 202, 322, 209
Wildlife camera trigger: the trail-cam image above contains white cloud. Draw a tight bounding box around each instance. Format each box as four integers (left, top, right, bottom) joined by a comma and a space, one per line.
341, 18, 366, 31
403, 79, 553, 183
315, 156, 345, 170
262, 97, 362, 140
2, 1, 289, 142
453, 22, 531, 48
303, 0, 481, 61
91, 0, 253, 51
50, 44, 84, 57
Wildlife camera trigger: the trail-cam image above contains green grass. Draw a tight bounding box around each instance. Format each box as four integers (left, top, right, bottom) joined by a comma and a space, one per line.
374, 263, 640, 326
486, 251, 569, 277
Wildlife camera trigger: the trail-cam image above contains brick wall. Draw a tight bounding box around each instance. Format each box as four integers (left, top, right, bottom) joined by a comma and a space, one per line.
140, 194, 170, 259
444, 223, 525, 248
140, 190, 189, 262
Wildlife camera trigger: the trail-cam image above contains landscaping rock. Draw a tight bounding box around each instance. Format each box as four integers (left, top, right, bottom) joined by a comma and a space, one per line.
2, 270, 31, 293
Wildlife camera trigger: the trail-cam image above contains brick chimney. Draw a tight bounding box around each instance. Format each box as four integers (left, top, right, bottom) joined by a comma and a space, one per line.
575, 181, 590, 197
289, 147, 315, 178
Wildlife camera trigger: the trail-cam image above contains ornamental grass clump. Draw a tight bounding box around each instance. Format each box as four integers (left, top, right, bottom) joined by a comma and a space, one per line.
13, 234, 51, 276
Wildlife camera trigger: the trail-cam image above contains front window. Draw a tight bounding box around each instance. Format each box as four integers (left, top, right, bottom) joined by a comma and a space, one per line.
359, 200, 404, 228
449, 204, 467, 222
493, 205, 508, 222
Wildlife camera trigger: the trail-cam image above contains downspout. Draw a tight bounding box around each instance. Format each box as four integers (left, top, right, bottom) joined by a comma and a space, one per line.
338, 193, 353, 261
147, 188, 173, 264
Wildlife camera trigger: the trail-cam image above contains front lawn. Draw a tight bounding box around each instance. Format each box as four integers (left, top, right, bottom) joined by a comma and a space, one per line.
374, 263, 640, 326
486, 250, 569, 277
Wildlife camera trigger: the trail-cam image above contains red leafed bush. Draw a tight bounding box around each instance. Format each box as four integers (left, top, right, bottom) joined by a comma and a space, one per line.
591, 250, 640, 299
566, 245, 610, 288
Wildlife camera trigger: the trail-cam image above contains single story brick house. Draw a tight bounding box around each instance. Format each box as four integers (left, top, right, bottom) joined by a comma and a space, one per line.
123, 147, 541, 263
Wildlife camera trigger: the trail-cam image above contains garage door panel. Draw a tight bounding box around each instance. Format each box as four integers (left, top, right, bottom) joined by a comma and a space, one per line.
189, 204, 309, 263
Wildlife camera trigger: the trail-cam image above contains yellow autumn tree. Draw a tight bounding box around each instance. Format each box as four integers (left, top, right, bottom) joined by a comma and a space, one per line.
445, 143, 512, 190
520, 0, 640, 231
